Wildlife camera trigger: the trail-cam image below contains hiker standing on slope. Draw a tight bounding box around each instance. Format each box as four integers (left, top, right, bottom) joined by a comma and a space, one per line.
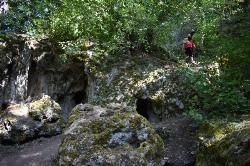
183, 33, 196, 63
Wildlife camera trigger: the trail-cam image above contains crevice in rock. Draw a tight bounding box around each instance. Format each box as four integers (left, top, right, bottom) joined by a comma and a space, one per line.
27, 58, 37, 98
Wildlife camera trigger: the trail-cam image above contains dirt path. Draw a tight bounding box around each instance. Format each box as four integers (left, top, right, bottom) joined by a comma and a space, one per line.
153, 115, 199, 166
0, 135, 61, 166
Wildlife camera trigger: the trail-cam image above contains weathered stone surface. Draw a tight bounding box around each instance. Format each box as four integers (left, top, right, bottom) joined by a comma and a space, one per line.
196, 116, 250, 166
57, 103, 165, 165
0, 95, 65, 144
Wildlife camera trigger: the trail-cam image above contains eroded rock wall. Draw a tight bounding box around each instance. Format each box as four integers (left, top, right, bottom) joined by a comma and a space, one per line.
0, 34, 88, 119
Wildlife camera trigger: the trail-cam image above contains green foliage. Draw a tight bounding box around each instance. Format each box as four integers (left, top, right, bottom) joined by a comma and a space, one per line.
177, 67, 250, 116
0, 0, 60, 33
49, 0, 166, 56
213, 31, 250, 82
184, 108, 205, 123
171, 1, 250, 120
47, 0, 245, 60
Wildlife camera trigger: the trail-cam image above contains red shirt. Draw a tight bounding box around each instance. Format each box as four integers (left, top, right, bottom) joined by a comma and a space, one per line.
184, 40, 196, 49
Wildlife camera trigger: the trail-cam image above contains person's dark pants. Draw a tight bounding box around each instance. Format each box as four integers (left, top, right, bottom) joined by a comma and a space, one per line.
185, 47, 193, 57
185, 47, 193, 62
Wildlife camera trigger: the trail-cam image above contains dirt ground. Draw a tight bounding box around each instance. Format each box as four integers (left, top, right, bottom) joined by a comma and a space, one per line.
0, 135, 61, 166
153, 115, 199, 166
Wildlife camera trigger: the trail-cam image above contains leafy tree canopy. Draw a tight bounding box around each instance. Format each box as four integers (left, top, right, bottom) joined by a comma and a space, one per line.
0, 0, 60, 33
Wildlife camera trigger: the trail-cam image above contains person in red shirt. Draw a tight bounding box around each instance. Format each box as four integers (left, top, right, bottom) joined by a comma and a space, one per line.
183, 34, 196, 63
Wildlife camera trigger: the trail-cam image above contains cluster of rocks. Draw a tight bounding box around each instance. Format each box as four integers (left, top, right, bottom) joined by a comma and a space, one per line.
0, 95, 65, 144
0, 94, 249, 166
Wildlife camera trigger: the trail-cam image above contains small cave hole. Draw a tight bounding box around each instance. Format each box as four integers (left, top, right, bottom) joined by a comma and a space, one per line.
1, 103, 9, 111
73, 91, 86, 105
136, 98, 150, 120
136, 98, 160, 123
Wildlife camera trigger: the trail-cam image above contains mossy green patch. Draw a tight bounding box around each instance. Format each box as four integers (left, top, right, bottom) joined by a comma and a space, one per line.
196, 116, 250, 166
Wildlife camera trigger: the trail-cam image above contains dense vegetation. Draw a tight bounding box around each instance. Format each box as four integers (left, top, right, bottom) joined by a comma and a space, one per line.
1, 0, 249, 120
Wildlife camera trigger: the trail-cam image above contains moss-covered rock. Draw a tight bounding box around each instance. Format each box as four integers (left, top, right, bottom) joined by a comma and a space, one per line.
85, 56, 191, 121
57, 103, 165, 165
0, 95, 65, 144
196, 116, 250, 166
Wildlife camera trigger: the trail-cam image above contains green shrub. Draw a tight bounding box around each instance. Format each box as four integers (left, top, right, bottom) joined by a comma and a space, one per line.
177, 67, 250, 117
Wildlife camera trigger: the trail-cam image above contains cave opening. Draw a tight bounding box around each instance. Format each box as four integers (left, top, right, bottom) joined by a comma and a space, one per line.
0, 103, 9, 111
57, 89, 87, 121
136, 98, 151, 120
73, 90, 86, 105
136, 98, 160, 123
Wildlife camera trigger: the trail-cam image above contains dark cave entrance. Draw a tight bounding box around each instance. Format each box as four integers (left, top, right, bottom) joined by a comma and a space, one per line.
57, 90, 87, 121
0, 103, 9, 111
136, 98, 150, 120
136, 98, 160, 123
73, 90, 86, 105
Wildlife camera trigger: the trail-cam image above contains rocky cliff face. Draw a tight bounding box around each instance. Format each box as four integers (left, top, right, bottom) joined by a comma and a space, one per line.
0, 34, 88, 119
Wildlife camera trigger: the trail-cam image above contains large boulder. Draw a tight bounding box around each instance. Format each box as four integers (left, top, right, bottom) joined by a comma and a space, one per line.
57, 103, 165, 165
0, 95, 65, 144
196, 117, 250, 166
